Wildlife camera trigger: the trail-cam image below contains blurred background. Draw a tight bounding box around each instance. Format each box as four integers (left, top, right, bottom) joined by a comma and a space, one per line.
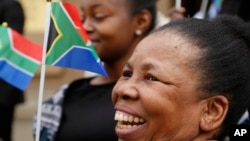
13, 0, 174, 141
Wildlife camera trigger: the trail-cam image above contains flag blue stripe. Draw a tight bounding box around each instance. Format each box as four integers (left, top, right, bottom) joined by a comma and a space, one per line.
0, 60, 33, 90
54, 47, 108, 77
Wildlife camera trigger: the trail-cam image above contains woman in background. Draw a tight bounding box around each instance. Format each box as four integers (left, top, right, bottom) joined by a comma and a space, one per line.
33, 0, 159, 141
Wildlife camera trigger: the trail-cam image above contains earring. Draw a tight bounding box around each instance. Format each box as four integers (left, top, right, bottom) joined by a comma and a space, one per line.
135, 30, 142, 36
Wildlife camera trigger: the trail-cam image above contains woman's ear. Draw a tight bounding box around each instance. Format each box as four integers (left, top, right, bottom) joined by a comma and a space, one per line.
134, 9, 152, 36
200, 95, 229, 132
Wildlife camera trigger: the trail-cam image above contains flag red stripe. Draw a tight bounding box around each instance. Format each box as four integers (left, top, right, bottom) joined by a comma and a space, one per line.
62, 2, 89, 42
11, 30, 43, 61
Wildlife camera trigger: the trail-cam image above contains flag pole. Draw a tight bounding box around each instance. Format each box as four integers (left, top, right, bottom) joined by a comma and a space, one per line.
35, 0, 51, 141
175, 0, 181, 9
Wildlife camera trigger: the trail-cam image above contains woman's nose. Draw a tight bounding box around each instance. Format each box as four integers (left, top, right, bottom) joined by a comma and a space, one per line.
113, 80, 139, 102
83, 18, 94, 33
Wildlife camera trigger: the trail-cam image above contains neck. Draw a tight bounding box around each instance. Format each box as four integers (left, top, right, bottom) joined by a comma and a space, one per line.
192, 129, 220, 141
90, 62, 123, 85
90, 36, 142, 85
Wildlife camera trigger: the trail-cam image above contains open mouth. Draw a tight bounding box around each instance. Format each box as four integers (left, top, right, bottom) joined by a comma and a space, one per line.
114, 111, 145, 129
89, 38, 101, 48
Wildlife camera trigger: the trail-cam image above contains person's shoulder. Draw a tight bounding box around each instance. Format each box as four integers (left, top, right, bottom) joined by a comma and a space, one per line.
70, 77, 95, 85
7, 0, 23, 9
66, 77, 96, 90
1, 0, 24, 15
1, 0, 21, 7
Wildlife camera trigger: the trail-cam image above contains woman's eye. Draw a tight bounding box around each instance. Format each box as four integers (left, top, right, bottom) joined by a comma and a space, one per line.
94, 13, 107, 21
146, 75, 158, 81
122, 71, 132, 78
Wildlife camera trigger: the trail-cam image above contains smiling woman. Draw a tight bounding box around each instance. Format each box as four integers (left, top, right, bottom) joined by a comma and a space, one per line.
112, 15, 250, 141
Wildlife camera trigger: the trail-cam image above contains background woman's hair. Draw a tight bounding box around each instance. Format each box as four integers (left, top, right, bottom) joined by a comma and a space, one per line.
152, 15, 250, 139
127, 0, 157, 34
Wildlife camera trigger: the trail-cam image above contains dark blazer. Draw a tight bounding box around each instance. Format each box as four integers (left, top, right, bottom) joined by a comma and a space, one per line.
0, 0, 25, 33
0, 80, 24, 106
0, 0, 25, 106
220, 0, 250, 22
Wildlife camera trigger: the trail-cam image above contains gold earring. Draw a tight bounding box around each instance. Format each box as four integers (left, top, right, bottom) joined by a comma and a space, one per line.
135, 30, 142, 36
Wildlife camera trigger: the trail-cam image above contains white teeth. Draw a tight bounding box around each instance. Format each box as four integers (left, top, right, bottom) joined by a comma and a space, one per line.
117, 121, 136, 129
124, 115, 128, 121
128, 116, 133, 122
140, 118, 145, 123
114, 112, 145, 125
134, 117, 139, 123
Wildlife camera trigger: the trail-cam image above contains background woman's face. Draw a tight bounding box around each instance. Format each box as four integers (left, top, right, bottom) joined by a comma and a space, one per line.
81, 0, 138, 62
112, 32, 206, 141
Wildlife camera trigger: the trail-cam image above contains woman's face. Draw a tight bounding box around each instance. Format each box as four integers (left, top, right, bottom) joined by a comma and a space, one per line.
112, 32, 206, 141
81, 0, 138, 62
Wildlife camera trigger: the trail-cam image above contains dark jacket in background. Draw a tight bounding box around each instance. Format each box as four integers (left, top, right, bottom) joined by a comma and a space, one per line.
0, 0, 25, 33
0, 1, 25, 141
220, 0, 250, 22
0, 0, 25, 107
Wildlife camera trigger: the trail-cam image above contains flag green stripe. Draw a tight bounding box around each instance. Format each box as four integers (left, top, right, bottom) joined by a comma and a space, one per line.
46, 3, 86, 64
